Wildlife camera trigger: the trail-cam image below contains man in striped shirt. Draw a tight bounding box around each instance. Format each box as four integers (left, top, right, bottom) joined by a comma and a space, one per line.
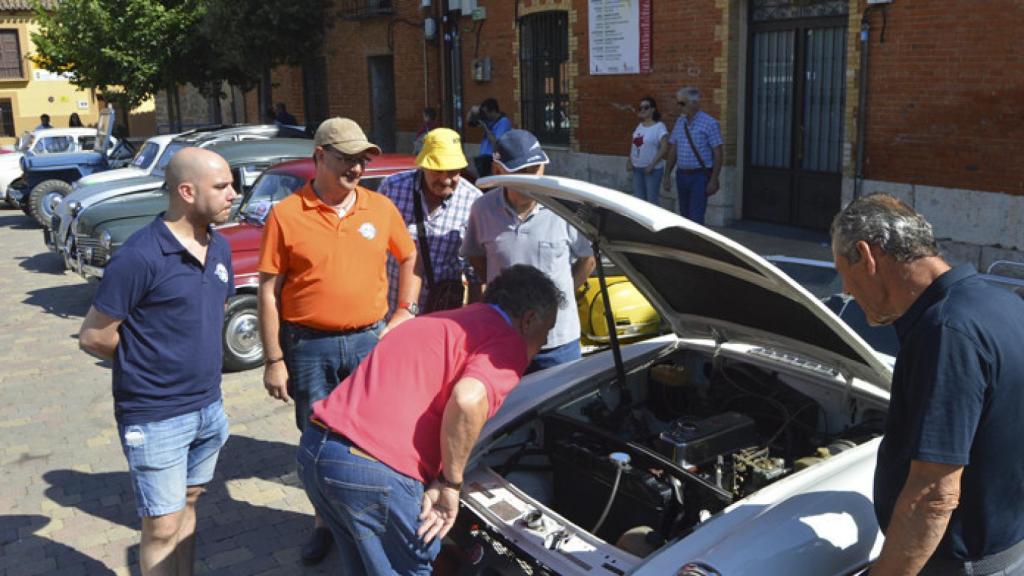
663, 86, 723, 225
379, 128, 483, 313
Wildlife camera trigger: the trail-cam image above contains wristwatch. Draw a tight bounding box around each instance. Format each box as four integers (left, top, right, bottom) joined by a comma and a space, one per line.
399, 301, 420, 316
438, 471, 463, 492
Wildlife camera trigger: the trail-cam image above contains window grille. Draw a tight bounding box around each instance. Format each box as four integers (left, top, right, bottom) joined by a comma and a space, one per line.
337, 0, 393, 20
0, 30, 22, 79
519, 11, 570, 146
752, 0, 848, 23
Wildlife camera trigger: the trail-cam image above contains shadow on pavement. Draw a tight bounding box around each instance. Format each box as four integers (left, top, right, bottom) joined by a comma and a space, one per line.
0, 211, 39, 230
17, 251, 68, 275
42, 434, 327, 574
23, 283, 95, 319
0, 514, 115, 575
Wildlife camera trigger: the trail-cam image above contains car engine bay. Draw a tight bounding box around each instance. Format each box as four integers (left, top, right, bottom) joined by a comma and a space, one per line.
448, 346, 887, 575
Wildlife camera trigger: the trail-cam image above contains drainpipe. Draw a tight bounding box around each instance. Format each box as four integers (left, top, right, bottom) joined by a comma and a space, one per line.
854, 19, 870, 199
448, 2, 465, 135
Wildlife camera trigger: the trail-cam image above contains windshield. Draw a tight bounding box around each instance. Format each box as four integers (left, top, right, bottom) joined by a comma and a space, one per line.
238, 172, 306, 221
153, 142, 186, 176
131, 142, 161, 169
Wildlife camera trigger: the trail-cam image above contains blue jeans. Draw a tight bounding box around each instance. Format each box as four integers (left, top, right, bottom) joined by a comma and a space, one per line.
297, 426, 440, 575
118, 399, 229, 517
675, 169, 711, 224
526, 339, 581, 374
282, 321, 383, 432
632, 167, 664, 205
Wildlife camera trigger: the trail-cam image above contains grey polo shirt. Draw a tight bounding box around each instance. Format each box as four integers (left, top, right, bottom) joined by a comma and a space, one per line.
462, 188, 593, 349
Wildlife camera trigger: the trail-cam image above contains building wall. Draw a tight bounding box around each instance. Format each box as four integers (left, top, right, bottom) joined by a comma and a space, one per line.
0, 15, 103, 144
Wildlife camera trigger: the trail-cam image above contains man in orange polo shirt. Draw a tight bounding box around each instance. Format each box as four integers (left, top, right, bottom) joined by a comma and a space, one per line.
257, 117, 421, 565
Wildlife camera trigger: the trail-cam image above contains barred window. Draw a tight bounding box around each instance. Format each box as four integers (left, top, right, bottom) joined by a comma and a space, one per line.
337, 0, 393, 20
520, 11, 570, 146
0, 30, 22, 79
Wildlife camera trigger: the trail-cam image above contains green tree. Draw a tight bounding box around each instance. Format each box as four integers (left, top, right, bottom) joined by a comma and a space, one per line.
30, 0, 206, 113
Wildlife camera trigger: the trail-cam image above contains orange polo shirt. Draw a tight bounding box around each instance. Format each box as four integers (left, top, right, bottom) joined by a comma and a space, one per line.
258, 183, 416, 331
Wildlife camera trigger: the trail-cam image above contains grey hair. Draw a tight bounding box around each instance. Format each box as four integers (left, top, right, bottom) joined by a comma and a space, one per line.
483, 264, 565, 321
830, 193, 939, 264
678, 86, 700, 103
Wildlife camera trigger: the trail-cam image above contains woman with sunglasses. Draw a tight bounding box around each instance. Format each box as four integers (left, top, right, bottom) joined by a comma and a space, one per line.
626, 96, 669, 205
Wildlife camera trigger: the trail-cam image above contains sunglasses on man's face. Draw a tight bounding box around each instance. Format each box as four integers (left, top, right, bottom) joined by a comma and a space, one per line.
323, 147, 370, 166
677, 101, 688, 107
639, 105, 652, 111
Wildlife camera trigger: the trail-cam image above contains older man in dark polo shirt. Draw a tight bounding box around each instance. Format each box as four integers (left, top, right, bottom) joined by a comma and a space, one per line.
78, 147, 237, 576
831, 194, 1024, 576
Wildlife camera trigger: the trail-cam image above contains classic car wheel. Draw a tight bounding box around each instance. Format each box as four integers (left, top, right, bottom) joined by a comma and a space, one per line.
223, 294, 263, 371
28, 179, 72, 227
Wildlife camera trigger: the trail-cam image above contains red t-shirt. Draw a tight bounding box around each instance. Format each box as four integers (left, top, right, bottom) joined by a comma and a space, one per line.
312, 304, 528, 483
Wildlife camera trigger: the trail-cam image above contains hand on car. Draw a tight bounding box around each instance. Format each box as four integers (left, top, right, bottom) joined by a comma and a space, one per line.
418, 480, 459, 544
263, 361, 290, 403
706, 178, 720, 197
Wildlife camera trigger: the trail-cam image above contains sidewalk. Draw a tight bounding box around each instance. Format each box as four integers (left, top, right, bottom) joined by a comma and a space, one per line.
712, 219, 834, 261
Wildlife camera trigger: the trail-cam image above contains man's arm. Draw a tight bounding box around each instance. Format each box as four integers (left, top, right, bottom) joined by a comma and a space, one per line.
418, 377, 490, 543
258, 272, 289, 403
467, 255, 487, 301
572, 256, 596, 291
870, 461, 963, 576
706, 145, 724, 196
79, 306, 123, 360
385, 250, 421, 334
662, 143, 677, 190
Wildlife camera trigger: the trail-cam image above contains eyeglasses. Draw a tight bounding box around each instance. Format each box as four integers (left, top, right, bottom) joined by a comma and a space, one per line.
677, 101, 688, 107
638, 105, 652, 111
322, 146, 370, 167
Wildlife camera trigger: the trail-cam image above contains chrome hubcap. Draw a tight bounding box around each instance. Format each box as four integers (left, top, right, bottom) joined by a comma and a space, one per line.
225, 310, 262, 361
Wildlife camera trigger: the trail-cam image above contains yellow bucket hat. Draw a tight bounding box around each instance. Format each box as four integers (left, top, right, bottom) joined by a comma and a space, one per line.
415, 128, 468, 171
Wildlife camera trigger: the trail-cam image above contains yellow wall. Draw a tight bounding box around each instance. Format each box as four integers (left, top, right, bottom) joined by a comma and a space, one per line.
0, 14, 155, 143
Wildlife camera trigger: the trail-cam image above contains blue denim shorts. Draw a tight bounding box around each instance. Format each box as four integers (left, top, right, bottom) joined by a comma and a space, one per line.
118, 399, 229, 517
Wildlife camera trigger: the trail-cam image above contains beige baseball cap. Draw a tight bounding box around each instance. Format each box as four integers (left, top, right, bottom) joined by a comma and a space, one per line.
314, 117, 381, 155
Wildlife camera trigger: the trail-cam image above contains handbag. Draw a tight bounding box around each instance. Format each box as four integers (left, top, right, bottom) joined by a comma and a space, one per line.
412, 182, 465, 313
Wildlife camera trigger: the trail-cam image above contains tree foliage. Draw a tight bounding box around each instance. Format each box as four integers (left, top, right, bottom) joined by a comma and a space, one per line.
30, 0, 334, 107
30, 0, 206, 110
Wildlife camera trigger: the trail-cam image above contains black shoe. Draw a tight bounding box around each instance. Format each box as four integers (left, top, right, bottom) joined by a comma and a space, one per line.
301, 527, 333, 565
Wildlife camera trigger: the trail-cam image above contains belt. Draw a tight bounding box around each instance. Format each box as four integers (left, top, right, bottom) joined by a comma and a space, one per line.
964, 537, 1024, 575
678, 168, 711, 175
309, 417, 378, 462
283, 320, 380, 338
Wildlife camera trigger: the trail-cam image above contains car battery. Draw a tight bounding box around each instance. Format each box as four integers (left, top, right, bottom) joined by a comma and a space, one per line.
551, 433, 674, 544
656, 412, 758, 469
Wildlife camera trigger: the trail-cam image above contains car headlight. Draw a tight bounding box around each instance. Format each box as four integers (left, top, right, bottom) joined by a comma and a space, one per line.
100, 230, 112, 251
49, 195, 63, 212
677, 563, 722, 576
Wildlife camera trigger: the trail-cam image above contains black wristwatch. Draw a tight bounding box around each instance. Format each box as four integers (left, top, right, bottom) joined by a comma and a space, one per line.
438, 471, 463, 492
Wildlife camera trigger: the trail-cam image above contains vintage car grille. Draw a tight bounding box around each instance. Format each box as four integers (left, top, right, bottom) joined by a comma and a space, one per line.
75, 236, 109, 267
50, 214, 61, 232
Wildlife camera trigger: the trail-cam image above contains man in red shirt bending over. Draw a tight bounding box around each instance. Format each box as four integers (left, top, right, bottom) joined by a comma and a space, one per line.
297, 264, 562, 574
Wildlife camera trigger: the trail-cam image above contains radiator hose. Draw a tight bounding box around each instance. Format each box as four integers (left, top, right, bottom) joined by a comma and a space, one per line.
592, 452, 631, 534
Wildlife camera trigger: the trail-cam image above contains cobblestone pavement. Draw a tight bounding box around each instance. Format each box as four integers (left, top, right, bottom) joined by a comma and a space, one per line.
0, 209, 337, 575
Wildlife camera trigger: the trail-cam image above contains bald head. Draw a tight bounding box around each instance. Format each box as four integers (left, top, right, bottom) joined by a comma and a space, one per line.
164, 147, 236, 225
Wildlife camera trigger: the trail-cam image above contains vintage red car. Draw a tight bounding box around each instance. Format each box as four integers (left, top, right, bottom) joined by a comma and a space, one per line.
217, 154, 417, 370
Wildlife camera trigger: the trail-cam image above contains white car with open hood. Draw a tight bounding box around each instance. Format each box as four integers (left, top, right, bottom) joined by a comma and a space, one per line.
446, 175, 890, 576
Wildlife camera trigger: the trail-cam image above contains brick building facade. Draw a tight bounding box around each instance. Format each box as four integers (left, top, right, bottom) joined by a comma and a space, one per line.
240, 0, 1023, 268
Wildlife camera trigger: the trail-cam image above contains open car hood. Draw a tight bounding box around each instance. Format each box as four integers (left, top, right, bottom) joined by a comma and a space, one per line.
478, 175, 892, 389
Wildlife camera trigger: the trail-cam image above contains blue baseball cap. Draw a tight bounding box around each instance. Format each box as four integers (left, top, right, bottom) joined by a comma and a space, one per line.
492, 129, 549, 173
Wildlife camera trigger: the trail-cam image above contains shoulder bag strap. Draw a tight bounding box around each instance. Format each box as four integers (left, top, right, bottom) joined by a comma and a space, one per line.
411, 176, 436, 288
683, 119, 708, 169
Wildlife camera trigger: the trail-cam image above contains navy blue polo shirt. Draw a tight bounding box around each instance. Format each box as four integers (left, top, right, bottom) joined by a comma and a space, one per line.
876, 264, 1024, 560
93, 216, 235, 425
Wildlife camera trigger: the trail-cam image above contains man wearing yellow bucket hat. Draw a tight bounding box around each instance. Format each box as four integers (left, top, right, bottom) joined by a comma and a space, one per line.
380, 128, 483, 314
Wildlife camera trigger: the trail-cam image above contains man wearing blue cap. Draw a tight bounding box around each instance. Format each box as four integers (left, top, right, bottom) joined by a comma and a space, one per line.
463, 129, 595, 372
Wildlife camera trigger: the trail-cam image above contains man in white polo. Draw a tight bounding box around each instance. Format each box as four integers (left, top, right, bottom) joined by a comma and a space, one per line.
462, 129, 595, 372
